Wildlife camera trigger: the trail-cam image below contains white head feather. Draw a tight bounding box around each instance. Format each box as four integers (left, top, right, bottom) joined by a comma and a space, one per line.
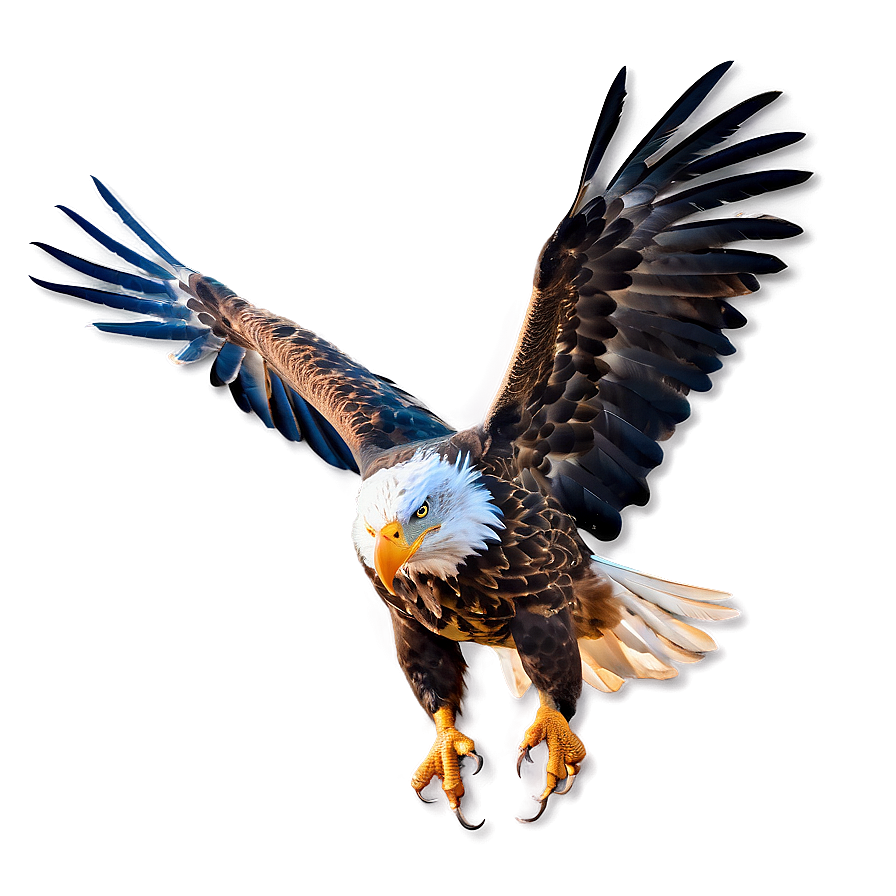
352, 451, 504, 580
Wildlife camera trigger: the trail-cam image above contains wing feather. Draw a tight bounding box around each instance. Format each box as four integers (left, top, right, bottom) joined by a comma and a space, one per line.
33, 178, 452, 475
484, 64, 808, 539
604, 61, 734, 199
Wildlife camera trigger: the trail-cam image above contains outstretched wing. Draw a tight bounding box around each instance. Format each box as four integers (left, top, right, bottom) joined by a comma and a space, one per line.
483, 62, 809, 540
32, 178, 452, 474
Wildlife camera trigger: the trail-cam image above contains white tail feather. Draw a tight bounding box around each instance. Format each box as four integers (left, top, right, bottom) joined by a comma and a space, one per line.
492, 556, 736, 697
622, 611, 699, 664
655, 633, 704, 664
493, 645, 532, 697
593, 557, 737, 621
581, 658, 625, 693
617, 591, 719, 653
606, 628, 678, 679
580, 632, 639, 679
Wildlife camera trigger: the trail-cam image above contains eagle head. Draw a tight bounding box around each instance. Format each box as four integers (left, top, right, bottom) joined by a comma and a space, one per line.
352, 451, 504, 594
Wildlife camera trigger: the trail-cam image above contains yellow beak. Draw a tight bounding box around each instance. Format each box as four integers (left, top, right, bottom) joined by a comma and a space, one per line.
373, 521, 439, 596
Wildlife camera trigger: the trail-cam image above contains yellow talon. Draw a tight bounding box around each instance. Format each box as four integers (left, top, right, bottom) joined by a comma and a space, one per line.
517, 704, 586, 822
411, 707, 484, 830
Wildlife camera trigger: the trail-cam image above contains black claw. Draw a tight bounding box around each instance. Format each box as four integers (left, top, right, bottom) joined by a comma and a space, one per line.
516, 796, 550, 824
453, 805, 485, 831
467, 750, 483, 776
555, 774, 576, 796
516, 746, 533, 777
415, 789, 436, 804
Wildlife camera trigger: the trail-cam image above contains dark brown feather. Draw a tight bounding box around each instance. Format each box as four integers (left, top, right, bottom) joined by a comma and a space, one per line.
483, 66, 808, 540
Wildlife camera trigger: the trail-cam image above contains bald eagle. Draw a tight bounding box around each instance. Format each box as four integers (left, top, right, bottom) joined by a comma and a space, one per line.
32, 62, 808, 828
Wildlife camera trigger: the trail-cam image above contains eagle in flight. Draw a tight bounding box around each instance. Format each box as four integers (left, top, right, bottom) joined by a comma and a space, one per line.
32, 62, 808, 828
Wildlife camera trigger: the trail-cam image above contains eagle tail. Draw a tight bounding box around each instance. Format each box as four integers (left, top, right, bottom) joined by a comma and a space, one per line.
31, 177, 359, 471
493, 556, 737, 697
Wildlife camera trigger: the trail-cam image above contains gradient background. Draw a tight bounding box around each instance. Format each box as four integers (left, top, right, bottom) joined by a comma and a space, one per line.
3, 3, 889, 893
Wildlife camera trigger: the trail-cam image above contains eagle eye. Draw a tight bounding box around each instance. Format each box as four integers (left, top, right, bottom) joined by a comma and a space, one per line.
415, 501, 429, 520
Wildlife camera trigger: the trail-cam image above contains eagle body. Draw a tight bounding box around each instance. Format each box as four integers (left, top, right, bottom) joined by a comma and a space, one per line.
201, 287, 616, 716
357, 435, 623, 704
32, 62, 809, 827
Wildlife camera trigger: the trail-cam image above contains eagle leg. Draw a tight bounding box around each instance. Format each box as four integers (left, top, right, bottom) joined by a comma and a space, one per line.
412, 706, 484, 830
509, 603, 586, 822
389, 610, 483, 829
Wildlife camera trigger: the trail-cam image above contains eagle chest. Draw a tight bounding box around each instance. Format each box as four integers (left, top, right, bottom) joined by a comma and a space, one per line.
396, 574, 518, 646
426, 497, 578, 643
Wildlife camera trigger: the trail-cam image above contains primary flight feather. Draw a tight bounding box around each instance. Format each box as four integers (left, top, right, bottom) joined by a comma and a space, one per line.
32, 61, 809, 828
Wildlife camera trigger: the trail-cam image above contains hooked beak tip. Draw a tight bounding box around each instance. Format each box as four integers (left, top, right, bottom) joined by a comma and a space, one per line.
374, 524, 412, 596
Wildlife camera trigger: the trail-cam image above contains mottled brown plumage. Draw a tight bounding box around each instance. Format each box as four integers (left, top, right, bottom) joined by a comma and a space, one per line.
186, 274, 454, 465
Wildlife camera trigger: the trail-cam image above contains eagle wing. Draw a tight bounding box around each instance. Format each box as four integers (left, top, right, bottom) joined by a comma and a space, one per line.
32, 178, 453, 474
483, 62, 810, 540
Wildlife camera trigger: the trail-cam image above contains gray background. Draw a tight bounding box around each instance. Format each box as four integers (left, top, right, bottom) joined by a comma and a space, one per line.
3, 2, 888, 893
